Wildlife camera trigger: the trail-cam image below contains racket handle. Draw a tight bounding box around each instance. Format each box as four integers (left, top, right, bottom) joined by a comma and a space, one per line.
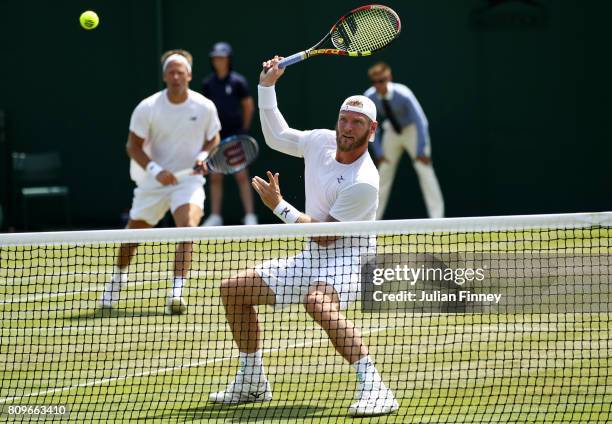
278, 52, 307, 69
174, 169, 195, 179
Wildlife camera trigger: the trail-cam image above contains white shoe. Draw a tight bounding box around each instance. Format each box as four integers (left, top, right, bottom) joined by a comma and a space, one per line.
202, 214, 223, 227
348, 381, 399, 416
166, 296, 187, 315
243, 213, 258, 225
99, 275, 126, 309
209, 371, 272, 404
242, 213, 259, 225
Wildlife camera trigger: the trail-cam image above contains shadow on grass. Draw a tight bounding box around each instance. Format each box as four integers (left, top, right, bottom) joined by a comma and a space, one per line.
67, 307, 168, 320
143, 402, 337, 423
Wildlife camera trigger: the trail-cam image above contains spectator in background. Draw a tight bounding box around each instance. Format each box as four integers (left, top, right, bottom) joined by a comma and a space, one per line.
364, 62, 444, 219
201, 42, 257, 226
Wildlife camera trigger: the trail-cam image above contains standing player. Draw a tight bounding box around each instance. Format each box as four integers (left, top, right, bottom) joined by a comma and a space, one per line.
100, 49, 221, 314
201, 42, 257, 226
208, 56, 399, 416
364, 62, 444, 219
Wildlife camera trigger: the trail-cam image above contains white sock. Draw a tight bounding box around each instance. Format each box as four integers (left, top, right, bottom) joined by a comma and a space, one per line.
111, 268, 128, 285
352, 356, 382, 388
239, 350, 265, 382
172, 277, 186, 298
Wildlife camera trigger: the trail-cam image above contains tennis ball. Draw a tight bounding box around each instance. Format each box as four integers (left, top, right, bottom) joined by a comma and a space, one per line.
80, 11, 99, 30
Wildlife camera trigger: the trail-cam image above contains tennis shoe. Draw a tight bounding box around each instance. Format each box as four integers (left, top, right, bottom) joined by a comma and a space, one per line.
202, 214, 223, 227
348, 381, 399, 416
99, 275, 127, 309
166, 296, 187, 315
243, 213, 258, 226
209, 371, 272, 404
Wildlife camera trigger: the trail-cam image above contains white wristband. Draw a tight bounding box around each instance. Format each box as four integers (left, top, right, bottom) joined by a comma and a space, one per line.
273, 200, 301, 224
196, 151, 209, 162
146, 161, 163, 177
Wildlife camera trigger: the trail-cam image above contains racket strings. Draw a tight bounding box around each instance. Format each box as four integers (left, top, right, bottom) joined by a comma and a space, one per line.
332, 8, 400, 53
209, 137, 259, 174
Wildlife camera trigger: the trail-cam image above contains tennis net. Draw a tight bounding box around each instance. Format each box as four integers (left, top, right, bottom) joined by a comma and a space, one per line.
0, 212, 610, 422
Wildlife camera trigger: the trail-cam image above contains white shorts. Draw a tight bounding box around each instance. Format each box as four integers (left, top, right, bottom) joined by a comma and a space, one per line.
129, 175, 205, 226
255, 244, 363, 310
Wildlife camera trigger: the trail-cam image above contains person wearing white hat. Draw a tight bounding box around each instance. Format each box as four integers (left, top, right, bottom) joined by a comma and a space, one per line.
208, 56, 399, 417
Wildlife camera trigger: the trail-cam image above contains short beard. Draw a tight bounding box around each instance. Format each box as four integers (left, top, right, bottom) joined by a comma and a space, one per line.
335, 126, 369, 152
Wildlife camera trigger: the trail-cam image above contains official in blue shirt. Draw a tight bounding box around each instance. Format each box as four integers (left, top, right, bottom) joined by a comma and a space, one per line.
201, 42, 257, 226
364, 62, 444, 219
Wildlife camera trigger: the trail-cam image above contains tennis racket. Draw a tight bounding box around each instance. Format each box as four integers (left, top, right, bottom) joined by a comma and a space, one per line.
175, 134, 259, 177
278, 4, 401, 69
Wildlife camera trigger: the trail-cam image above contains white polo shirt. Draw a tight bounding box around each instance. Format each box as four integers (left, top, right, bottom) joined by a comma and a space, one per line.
129, 89, 221, 186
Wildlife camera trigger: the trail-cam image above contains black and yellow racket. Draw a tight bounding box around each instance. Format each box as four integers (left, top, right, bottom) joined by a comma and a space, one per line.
278, 4, 401, 69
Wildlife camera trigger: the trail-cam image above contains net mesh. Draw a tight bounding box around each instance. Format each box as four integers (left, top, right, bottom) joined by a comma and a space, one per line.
332, 6, 401, 53
1, 213, 611, 422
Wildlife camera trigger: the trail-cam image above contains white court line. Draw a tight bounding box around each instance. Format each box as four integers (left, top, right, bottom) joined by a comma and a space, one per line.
0, 269, 216, 286
0, 321, 563, 339
0, 326, 97, 335
0, 286, 106, 305
0, 283, 137, 305
0, 326, 393, 404
0, 278, 165, 305
0, 324, 231, 337
0, 270, 218, 305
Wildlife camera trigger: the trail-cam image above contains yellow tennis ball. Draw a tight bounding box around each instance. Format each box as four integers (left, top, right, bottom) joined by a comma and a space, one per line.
80, 11, 99, 30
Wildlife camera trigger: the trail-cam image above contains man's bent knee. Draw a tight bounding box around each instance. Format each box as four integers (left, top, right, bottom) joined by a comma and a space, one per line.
173, 204, 203, 227
304, 291, 339, 318
220, 270, 275, 307
220, 276, 241, 300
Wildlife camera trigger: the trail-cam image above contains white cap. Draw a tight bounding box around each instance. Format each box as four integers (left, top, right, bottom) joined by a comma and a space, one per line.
339, 95, 377, 122
339, 95, 377, 142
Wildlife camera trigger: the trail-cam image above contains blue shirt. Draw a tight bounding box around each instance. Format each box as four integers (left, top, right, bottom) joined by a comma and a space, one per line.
364, 82, 430, 158
201, 71, 251, 138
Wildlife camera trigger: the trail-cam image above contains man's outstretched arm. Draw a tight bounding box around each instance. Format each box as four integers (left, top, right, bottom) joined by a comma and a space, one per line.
258, 56, 307, 158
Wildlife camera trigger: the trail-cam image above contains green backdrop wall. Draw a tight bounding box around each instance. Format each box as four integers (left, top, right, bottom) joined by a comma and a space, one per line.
1, 0, 610, 230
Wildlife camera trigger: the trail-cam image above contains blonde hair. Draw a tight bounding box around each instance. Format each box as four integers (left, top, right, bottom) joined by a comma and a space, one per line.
368, 62, 391, 78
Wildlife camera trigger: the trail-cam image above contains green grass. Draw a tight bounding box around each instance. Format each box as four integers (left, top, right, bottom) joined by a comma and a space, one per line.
0, 233, 611, 423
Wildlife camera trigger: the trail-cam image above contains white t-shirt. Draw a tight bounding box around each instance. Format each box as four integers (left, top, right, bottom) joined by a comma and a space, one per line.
258, 85, 379, 223
298, 129, 379, 222
129, 89, 221, 186
258, 84, 379, 257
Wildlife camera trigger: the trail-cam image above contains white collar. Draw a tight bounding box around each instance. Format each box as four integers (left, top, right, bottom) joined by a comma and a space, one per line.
377, 82, 394, 101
